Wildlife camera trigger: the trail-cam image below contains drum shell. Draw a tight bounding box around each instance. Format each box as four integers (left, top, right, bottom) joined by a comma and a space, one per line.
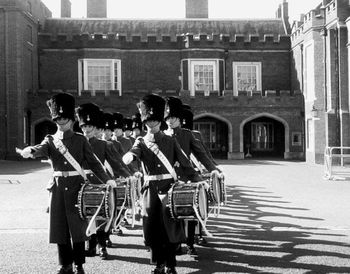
168, 182, 208, 220
77, 184, 112, 220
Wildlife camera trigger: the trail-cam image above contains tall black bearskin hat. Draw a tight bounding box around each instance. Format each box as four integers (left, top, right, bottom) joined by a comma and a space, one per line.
164, 96, 183, 120
131, 113, 143, 130
103, 112, 115, 130
112, 112, 124, 129
137, 93, 166, 122
75, 103, 100, 127
46, 92, 75, 121
123, 117, 133, 131
96, 110, 105, 130
181, 107, 194, 130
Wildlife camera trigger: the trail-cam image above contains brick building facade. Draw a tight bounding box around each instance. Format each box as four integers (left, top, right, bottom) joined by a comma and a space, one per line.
291, 0, 350, 163
1, 0, 309, 161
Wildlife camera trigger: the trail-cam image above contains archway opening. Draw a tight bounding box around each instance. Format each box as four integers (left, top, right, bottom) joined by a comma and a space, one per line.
35, 120, 56, 144
194, 116, 228, 159
243, 116, 285, 158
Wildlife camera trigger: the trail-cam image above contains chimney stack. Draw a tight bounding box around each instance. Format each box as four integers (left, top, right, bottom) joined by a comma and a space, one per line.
87, 0, 107, 18
61, 0, 71, 18
186, 0, 208, 18
276, 0, 290, 34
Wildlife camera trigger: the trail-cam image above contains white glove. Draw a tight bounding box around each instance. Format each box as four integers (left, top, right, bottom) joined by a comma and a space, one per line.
20, 147, 34, 159
122, 152, 134, 165
106, 180, 117, 188
134, 171, 143, 179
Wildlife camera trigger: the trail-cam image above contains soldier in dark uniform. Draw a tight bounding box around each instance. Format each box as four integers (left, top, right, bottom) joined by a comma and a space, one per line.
123, 117, 136, 145
181, 104, 218, 166
132, 112, 145, 138
19, 93, 116, 274
123, 94, 201, 274
76, 103, 131, 260
112, 112, 133, 152
110, 112, 126, 156
163, 96, 218, 256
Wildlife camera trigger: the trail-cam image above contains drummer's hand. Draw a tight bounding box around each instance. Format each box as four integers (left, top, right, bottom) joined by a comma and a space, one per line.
122, 152, 134, 165
20, 147, 34, 159
106, 180, 117, 188
134, 171, 143, 179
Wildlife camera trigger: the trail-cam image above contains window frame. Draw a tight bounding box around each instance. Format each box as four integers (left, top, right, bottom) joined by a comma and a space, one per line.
193, 121, 217, 150
303, 41, 316, 102
78, 59, 121, 96
232, 62, 262, 96
188, 59, 220, 96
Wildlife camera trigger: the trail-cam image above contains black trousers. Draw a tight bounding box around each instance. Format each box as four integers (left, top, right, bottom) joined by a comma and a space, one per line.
151, 242, 177, 268
88, 230, 107, 249
57, 241, 85, 266
187, 220, 197, 246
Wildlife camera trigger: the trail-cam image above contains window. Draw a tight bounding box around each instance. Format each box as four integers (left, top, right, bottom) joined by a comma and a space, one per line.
233, 62, 261, 96
188, 60, 219, 96
251, 122, 274, 151
194, 122, 216, 150
292, 132, 302, 146
78, 59, 121, 95
304, 42, 315, 101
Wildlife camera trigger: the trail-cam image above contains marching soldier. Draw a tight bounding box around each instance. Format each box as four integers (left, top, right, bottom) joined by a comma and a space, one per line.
112, 112, 133, 153
181, 104, 218, 166
132, 112, 145, 138
163, 96, 218, 256
76, 103, 131, 260
123, 94, 201, 274
123, 117, 136, 145
18, 93, 116, 274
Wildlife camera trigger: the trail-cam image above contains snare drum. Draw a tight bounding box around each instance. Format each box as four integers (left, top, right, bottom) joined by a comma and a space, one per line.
77, 184, 113, 220
114, 178, 130, 209
168, 182, 208, 220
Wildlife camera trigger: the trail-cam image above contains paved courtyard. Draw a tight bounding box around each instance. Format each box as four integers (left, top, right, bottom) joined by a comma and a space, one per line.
1, 159, 350, 273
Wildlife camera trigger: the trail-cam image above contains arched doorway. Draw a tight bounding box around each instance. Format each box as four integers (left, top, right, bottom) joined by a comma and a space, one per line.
242, 115, 287, 158
193, 114, 230, 159
34, 119, 56, 144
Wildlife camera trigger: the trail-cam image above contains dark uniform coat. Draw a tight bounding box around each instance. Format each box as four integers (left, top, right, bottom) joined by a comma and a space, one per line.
128, 131, 201, 245
192, 130, 217, 165
88, 137, 131, 179
31, 130, 110, 244
111, 139, 125, 157
164, 127, 217, 174
116, 135, 133, 152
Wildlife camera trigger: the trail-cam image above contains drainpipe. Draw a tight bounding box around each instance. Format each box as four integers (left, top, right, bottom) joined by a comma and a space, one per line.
334, 26, 341, 147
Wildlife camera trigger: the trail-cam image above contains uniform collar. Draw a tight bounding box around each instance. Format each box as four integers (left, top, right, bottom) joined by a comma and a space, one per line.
53, 129, 74, 140
144, 131, 163, 143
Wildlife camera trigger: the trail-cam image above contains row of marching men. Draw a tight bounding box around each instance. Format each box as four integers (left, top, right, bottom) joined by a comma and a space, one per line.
18, 92, 224, 274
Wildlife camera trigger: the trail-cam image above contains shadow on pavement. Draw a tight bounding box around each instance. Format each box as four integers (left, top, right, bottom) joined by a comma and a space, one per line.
181, 184, 350, 273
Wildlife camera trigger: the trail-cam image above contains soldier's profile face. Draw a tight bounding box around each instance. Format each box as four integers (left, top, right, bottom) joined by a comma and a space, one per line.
166, 117, 180, 129
81, 124, 95, 137
55, 118, 72, 131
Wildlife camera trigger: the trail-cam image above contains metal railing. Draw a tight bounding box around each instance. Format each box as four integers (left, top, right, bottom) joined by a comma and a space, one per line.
324, 146, 350, 180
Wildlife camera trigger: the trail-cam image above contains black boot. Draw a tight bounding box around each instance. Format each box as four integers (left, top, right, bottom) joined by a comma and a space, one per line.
74, 264, 85, 274
166, 267, 178, 274
56, 264, 73, 274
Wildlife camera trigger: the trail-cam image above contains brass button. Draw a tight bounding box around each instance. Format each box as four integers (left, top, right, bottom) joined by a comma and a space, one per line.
65, 187, 68, 191
157, 164, 161, 167
64, 161, 67, 165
